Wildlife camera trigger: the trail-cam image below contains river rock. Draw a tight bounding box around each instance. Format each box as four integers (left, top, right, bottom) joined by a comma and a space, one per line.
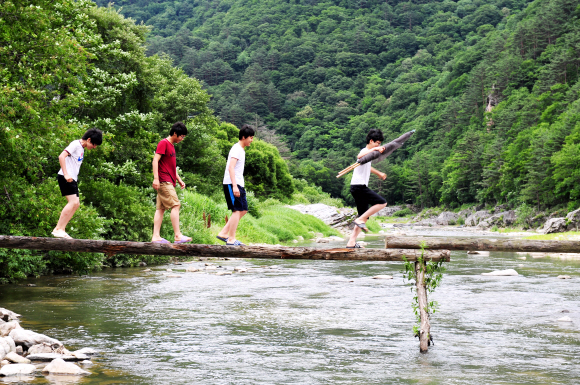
372, 275, 393, 279
0, 309, 20, 322
205, 266, 217, 271
216, 272, 232, 276
9, 328, 61, 349
185, 266, 199, 272
1, 337, 16, 354
374, 205, 403, 217
557, 275, 572, 279
481, 269, 519, 276
4, 352, 30, 364
557, 316, 573, 322
26, 353, 79, 362
476, 211, 516, 230
71, 352, 90, 360
0, 363, 36, 376
165, 274, 182, 278
0, 321, 21, 337
73, 348, 96, 356
542, 217, 566, 234
28, 343, 56, 354
565, 208, 580, 230
234, 266, 247, 272
316, 238, 330, 243
0, 360, 8, 367
42, 358, 90, 375
296, 236, 304, 241
435, 211, 459, 225
465, 211, 491, 227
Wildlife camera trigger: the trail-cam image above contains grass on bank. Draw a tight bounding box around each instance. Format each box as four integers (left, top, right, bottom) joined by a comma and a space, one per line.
162, 190, 342, 247
524, 231, 580, 241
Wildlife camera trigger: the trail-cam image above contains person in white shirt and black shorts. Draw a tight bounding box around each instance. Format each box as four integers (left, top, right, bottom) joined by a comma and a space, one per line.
52, 128, 102, 239
347, 129, 388, 248
217, 125, 255, 246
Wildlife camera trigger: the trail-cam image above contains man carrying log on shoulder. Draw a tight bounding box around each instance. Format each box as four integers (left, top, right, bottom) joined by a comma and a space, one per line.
216, 124, 255, 246
346, 129, 388, 248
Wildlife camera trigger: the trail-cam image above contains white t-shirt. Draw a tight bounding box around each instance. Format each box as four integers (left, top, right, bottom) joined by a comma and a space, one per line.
223, 142, 245, 187
350, 147, 372, 186
58, 140, 85, 181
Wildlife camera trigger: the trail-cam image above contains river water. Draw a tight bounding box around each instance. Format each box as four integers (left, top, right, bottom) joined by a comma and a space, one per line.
1, 228, 579, 384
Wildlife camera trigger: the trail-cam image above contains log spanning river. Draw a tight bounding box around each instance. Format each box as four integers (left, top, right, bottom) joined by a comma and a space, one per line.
1, 228, 579, 384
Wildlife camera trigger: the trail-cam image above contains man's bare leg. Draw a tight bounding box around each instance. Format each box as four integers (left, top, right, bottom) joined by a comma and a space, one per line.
152, 208, 165, 241
54, 195, 80, 232
170, 204, 184, 241
354, 203, 387, 225
227, 210, 247, 241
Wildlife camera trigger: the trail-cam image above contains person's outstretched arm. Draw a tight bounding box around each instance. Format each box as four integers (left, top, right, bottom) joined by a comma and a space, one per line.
370, 167, 387, 180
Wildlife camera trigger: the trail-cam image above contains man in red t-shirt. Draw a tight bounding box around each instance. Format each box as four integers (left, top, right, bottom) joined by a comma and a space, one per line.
151, 122, 192, 244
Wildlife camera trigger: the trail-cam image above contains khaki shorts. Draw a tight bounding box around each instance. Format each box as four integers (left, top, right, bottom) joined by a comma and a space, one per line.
156, 182, 180, 210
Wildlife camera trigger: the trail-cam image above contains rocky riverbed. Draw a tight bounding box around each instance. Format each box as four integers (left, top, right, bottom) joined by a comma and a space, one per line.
0, 307, 96, 379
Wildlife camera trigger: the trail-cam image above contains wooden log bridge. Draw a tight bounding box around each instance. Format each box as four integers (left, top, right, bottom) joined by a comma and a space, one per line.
384, 236, 580, 253
0, 236, 451, 262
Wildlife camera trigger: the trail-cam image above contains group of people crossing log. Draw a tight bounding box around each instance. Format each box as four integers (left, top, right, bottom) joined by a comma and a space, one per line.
51, 123, 413, 248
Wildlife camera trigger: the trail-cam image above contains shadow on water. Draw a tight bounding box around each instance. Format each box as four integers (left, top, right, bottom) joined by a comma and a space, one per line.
1, 229, 579, 384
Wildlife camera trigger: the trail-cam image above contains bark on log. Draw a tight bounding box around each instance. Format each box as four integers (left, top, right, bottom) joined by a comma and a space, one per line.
0, 236, 451, 262
385, 236, 580, 253
415, 261, 430, 353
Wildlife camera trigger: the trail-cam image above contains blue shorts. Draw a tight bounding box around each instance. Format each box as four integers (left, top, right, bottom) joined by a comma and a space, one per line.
223, 184, 248, 212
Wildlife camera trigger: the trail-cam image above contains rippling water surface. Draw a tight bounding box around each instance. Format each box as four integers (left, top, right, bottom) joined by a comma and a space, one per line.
1, 230, 579, 384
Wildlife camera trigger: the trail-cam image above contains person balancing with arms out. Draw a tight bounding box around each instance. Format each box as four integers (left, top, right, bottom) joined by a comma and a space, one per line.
216, 124, 255, 246
52, 128, 103, 239
346, 129, 388, 248
151, 122, 192, 244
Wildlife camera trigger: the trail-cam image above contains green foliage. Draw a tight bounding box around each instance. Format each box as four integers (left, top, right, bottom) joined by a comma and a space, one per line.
392, 208, 414, 217
104, 0, 580, 213
402, 245, 446, 337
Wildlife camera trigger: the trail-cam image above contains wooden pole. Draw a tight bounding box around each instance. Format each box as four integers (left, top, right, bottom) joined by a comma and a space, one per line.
0, 236, 451, 262
385, 236, 580, 253
415, 260, 430, 353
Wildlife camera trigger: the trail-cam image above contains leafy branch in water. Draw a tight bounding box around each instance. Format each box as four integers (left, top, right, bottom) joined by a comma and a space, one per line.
402, 242, 446, 337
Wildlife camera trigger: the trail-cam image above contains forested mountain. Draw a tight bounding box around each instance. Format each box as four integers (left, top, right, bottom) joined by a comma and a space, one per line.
99, 0, 580, 212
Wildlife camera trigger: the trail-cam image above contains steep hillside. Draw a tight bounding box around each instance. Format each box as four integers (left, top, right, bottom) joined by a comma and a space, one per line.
101, 0, 580, 213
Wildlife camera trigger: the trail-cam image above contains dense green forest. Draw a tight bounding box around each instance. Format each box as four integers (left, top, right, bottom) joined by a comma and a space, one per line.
100, 0, 580, 213
2, 0, 343, 281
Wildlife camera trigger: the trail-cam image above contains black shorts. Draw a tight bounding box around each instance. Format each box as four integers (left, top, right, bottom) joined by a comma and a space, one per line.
350, 184, 387, 217
57, 174, 79, 197
223, 184, 248, 212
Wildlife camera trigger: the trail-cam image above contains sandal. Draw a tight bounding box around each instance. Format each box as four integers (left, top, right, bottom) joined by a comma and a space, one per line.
346, 243, 363, 249
152, 238, 170, 244
226, 240, 245, 246
353, 221, 369, 232
216, 235, 228, 243
174, 236, 192, 244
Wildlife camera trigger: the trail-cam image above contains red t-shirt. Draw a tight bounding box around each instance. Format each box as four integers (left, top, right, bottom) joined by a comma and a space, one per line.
156, 139, 177, 186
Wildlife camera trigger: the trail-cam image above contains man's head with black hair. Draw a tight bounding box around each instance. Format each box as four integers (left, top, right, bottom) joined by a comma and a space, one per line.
366, 129, 384, 144
82, 128, 103, 147
170, 122, 188, 137
239, 124, 255, 140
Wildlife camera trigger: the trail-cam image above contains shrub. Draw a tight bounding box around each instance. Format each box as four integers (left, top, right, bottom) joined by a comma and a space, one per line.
457, 217, 465, 225
393, 207, 414, 217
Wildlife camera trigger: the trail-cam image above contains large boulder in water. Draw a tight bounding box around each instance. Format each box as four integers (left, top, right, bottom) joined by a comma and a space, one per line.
0, 322, 21, 337
476, 210, 517, 230
9, 329, 61, 350
542, 218, 567, 234
42, 358, 90, 375
0, 309, 20, 322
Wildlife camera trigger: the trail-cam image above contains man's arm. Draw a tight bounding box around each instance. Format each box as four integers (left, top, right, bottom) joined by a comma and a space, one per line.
176, 171, 185, 189
229, 158, 240, 197
357, 146, 385, 159
58, 150, 72, 182
370, 167, 387, 180
152, 153, 162, 190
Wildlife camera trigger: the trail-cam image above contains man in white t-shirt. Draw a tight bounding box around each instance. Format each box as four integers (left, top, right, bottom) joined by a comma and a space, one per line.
347, 129, 388, 248
52, 128, 103, 239
216, 125, 255, 246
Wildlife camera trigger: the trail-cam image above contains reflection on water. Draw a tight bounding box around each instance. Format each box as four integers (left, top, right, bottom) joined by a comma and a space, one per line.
1, 229, 579, 384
